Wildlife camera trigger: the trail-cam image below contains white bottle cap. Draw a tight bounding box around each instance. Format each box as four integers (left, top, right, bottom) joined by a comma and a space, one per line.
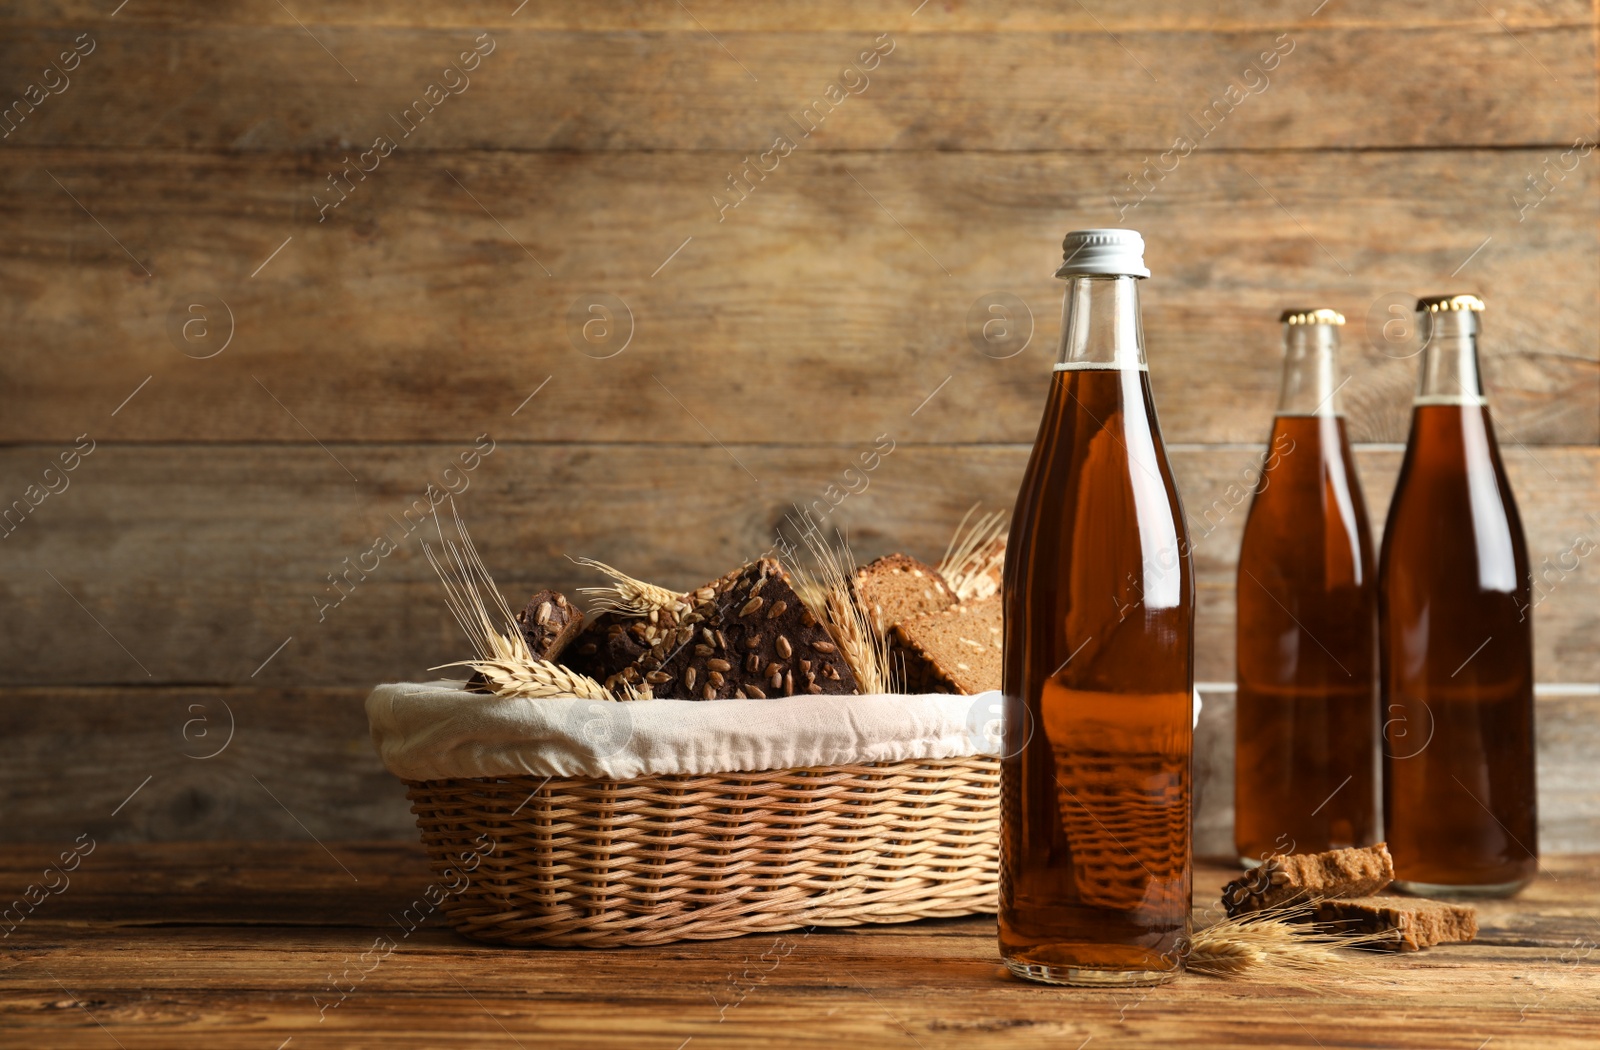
1056, 228, 1150, 279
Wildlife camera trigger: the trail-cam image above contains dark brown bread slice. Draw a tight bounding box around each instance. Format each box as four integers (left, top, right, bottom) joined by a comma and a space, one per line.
1310, 896, 1479, 951
651, 558, 858, 701
515, 590, 584, 662
891, 598, 1002, 695
1222, 842, 1395, 917
852, 554, 957, 634
562, 612, 664, 690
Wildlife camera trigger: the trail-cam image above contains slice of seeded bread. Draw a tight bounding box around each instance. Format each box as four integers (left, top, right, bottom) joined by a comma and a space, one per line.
652, 558, 858, 700
562, 612, 657, 688
1310, 896, 1478, 951
851, 553, 957, 635
1222, 843, 1396, 917
890, 597, 1002, 695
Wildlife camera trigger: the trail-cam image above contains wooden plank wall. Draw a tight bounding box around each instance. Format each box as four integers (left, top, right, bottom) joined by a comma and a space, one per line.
1, 2, 1596, 853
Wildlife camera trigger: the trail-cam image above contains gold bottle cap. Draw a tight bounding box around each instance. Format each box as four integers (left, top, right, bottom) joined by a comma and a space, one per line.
1279, 308, 1345, 326
1417, 294, 1485, 313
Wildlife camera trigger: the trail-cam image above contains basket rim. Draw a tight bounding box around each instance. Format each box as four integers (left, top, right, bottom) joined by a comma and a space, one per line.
401, 753, 1001, 789
370, 680, 1003, 785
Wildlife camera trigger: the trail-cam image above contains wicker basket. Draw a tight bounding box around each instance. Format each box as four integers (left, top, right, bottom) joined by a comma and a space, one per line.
405, 757, 1000, 947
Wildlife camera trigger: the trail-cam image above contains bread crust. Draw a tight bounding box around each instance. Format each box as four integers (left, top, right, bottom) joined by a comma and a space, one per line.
1222, 843, 1396, 917
1310, 895, 1479, 951
890, 598, 1002, 695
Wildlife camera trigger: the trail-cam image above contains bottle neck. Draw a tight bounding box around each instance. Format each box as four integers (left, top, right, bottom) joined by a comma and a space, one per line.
1054, 275, 1146, 370
1415, 310, 1487, 406
1276, 324, 1345, 416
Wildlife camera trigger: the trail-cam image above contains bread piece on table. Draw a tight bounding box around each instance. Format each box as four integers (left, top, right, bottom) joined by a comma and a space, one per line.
891, 598, 1002, 695
851, 554, 957, 635
1222, 842, 1395, 917
651, 558, 858, 701
515, 590, 584, 662
1310, 896, 1478, 951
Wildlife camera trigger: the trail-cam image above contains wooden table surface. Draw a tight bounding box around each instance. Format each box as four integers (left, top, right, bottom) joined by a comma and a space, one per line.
2, 842, 1596, 1049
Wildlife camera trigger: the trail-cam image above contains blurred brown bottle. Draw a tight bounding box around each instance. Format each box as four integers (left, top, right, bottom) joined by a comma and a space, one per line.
1235, 309, 1378, 866
1000, 229, 1193, 987
1380, 295, 1537, 896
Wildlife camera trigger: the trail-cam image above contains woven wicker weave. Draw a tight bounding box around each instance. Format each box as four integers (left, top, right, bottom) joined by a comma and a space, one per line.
1051, 747, 1188, 909
405, 757, 1000, 947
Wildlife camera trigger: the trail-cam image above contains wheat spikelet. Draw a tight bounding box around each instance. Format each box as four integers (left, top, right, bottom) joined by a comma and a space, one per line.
1187, 934, 1263, 976
572, 557, 688, 618
422, 501, 627, 701
440, 657, 613, 701
789, 576, 831, 617
422, 501, 525, 664
1185, 902, 1374, 981
782, 517, 897, 695
939, 503, 1008, 602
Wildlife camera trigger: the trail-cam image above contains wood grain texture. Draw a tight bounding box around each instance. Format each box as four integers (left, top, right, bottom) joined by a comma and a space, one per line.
0, 6, 1592, 151
1, 444, 1593, 686
0, 686, 414, 845
0, 840, 435, 925
2, 1, 1593, 30
1, 149, 1594, 446
1, 844, 1596, 1049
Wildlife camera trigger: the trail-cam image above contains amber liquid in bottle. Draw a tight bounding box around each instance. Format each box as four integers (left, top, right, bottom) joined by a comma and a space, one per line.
1235, 315, 1377, 864
1000, 258, 1193, 987
1380, 298, 1537, 897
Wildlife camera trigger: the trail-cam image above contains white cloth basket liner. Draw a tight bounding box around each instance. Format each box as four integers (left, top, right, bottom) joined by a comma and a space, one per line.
366, 681, 1007, 782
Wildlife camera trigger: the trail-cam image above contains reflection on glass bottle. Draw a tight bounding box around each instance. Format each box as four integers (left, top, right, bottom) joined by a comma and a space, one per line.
1380, 294, 1537, 897
1235, 309, 1378, 865
1000, 229, 1194, 987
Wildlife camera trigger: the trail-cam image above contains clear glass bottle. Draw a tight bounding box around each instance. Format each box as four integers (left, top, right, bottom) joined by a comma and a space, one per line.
1380, 294, 1537, 897
1000, 229, 1194, 986
1235, 309, 1378, 865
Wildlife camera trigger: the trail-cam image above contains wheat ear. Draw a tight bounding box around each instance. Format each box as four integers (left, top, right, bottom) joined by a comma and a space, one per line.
422, 501, 526, 662
434, 656, 613, 701
572, 557, 688, 618
422, 502, 625, 701
1185, 901, 1376, 980
783, 518, 897, 695
939, 502, 1008, 602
